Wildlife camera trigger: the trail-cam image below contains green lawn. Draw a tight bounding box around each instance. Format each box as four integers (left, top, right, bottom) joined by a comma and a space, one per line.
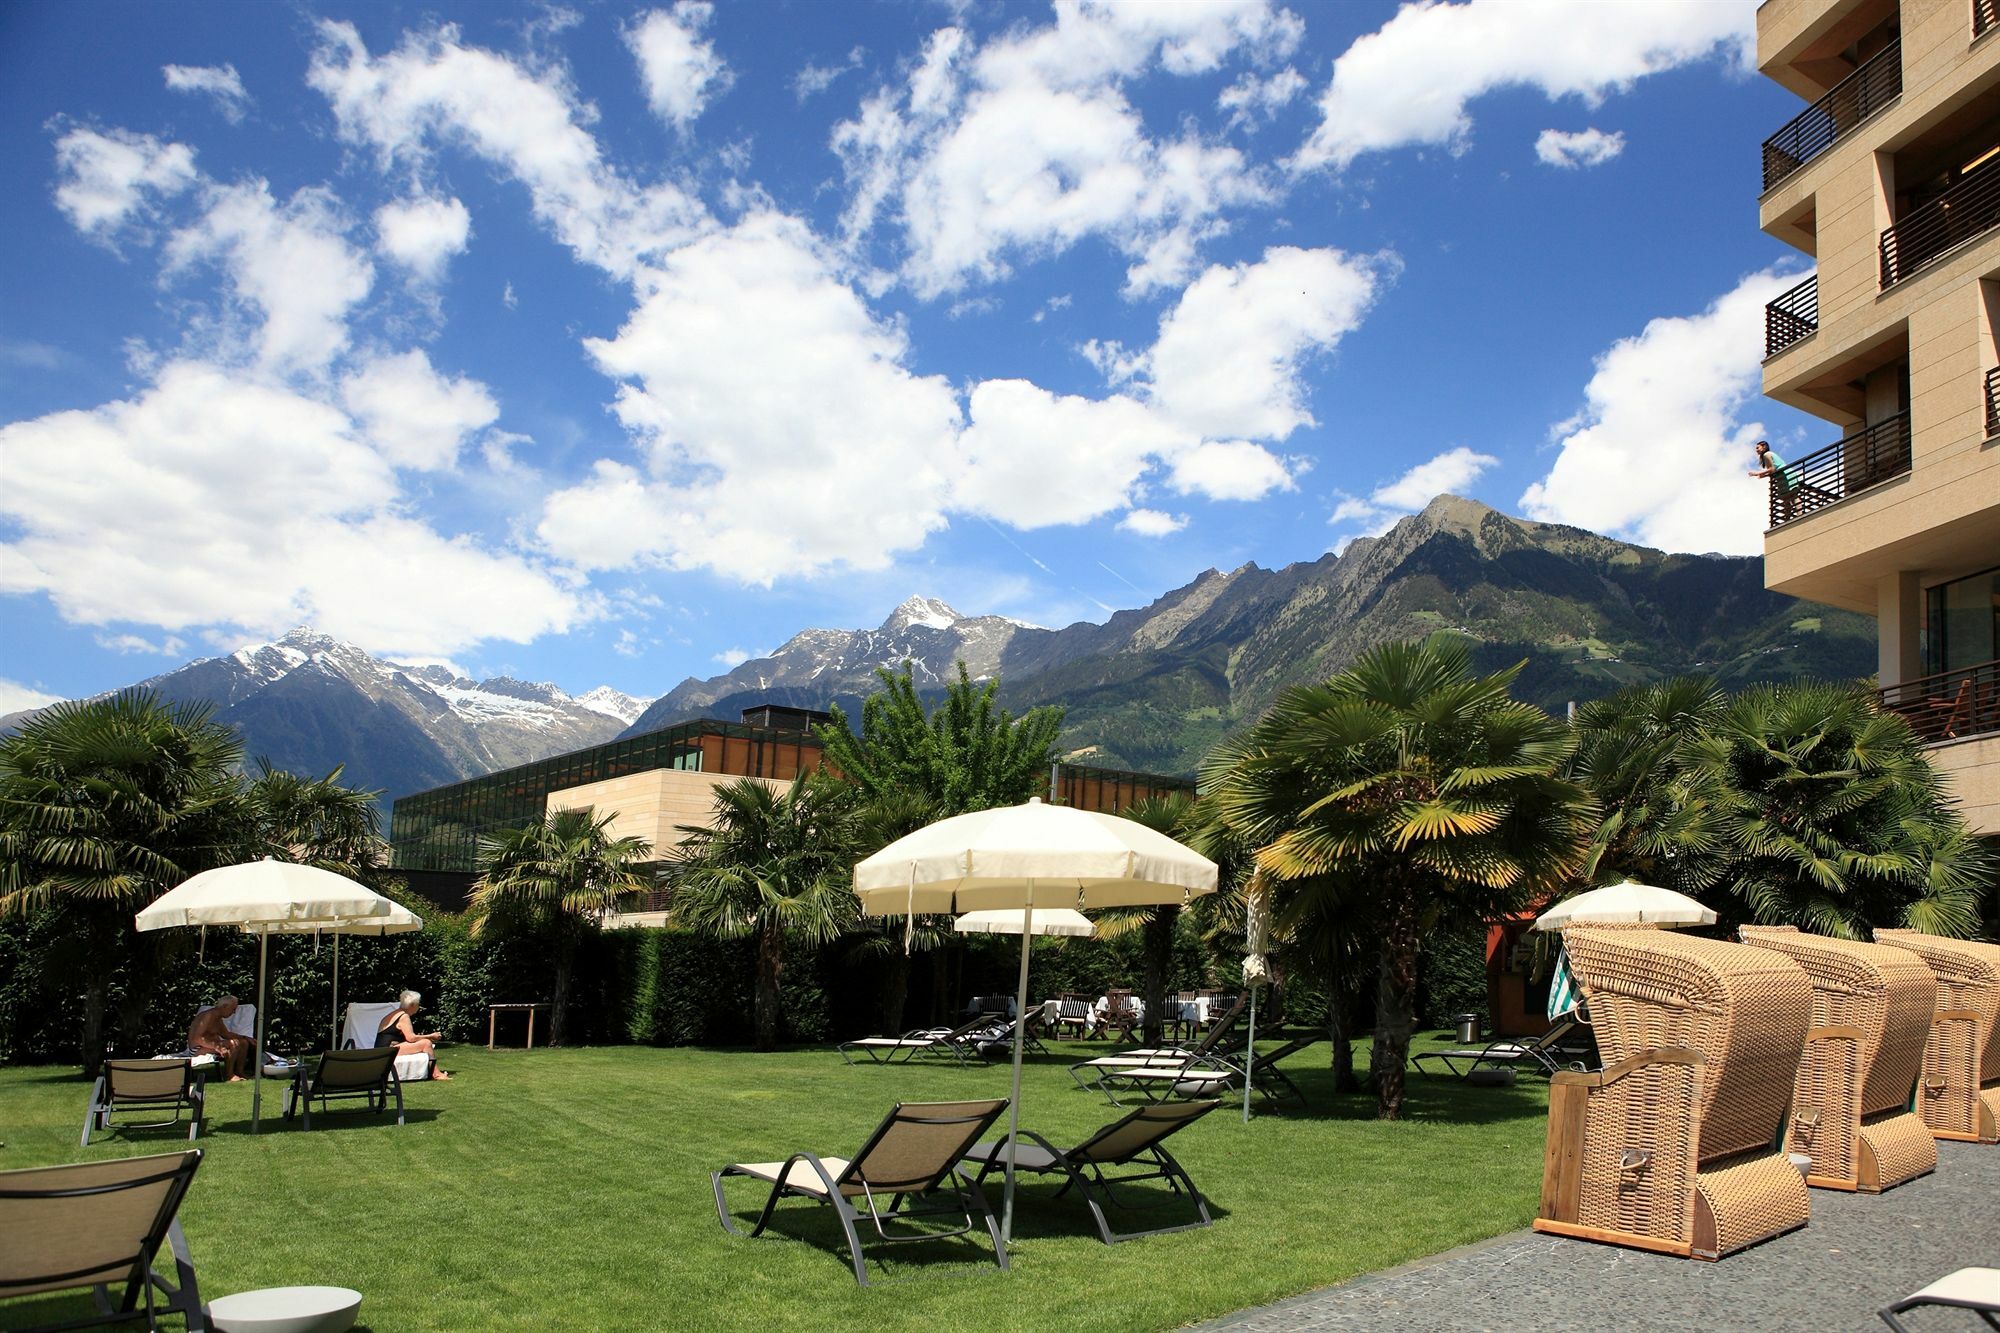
1, 1035, 1550, 1331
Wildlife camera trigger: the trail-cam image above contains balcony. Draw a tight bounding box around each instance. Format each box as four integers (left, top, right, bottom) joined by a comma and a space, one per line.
1880, 152, 2000, 286
1767, 411, 1912, 529
1764, 274, 1819, 357
1879, 659, 2000, 743
1986, 366, 1999, 437
1762, 39, 1902, 191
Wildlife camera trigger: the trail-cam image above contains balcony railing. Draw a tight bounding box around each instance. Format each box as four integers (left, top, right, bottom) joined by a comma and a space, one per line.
1764, 273, 1819, 357
1768, 411, 1912, 528
1978, 0, 1997, 39
1879, 658, 2000, 744
1880, 152, 2000, 285
1763, 39, 1902, 191
1986, 366, 1999, 437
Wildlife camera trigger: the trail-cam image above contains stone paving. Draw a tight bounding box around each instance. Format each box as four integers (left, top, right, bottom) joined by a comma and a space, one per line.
1199, 1141, 1998, 1332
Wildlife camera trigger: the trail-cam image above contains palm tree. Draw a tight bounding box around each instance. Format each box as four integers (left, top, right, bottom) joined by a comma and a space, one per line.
1688, 682, 1993, 938
244, 761, 384, 878
1567, 677, 1729, 891
468, 807, 651, 1044
671, 776, 861, 1051
0, 691, 246, 1074
1205, 637, 1596, 1120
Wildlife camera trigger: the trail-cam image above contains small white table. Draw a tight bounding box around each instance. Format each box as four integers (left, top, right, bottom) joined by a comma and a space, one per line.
206, 1286, 361, 1333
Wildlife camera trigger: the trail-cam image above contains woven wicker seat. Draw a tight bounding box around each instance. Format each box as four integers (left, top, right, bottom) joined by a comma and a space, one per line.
1874, 930, 2000, 1145
1737, 927, 1937, 1191
1533, 925, 1811, 1260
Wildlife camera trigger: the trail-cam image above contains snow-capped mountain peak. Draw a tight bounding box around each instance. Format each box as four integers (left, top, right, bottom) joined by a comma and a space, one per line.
881, 595, 963, 633
575, 686, 649, 725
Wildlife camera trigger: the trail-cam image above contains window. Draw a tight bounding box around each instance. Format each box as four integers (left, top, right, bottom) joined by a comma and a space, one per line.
1922, 566, 2000, 674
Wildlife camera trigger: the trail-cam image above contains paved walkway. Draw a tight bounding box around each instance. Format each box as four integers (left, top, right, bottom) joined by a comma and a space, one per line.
1200, 1141, 1998, 1332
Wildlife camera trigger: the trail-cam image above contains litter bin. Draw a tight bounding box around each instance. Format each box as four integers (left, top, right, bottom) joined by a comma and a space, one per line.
1454, 1013, 1482, 1044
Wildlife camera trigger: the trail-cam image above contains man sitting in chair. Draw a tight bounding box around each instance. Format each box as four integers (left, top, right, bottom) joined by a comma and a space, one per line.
376, 991, 451, 1080
188, 997, 250, 1082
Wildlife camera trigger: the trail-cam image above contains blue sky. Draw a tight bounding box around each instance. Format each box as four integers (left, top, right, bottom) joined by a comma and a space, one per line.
0, 0, 1823, 709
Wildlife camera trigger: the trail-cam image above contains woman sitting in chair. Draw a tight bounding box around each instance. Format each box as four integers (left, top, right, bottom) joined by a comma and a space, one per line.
377, 990, 451, 1080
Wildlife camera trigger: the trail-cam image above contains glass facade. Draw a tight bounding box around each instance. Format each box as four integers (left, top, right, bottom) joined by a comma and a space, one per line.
388, 719, 827, 873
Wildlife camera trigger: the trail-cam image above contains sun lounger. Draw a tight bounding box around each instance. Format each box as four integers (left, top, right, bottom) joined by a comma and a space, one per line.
1412, 1017, 1590, 1080
961, 1099, 1220, 1243
1067, 998, 1245, 1091
1878, 1266, 2000, 1332
969, 1012, 1050, 1059
1094, 1057, 1236, 1106
1533, 925, 1812, 1260
82, 1060, 207, 1148
837, 1017, 989, 1066
1228, 1033, 1324, 1108
712, 1099, 1010, 1286
282, 1046, 404, 1130
341, 1002, 433, 1084
0, 1148, 205, 1331
1874, 930, 2000, 1144
1738, 926, 1937, 1191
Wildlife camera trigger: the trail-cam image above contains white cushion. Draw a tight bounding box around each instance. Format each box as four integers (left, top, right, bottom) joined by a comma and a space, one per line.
727, 1158, 852, 1194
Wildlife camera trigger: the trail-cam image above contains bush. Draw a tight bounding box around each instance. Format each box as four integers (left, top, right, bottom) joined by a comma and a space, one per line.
1417, 919, 1491, 1029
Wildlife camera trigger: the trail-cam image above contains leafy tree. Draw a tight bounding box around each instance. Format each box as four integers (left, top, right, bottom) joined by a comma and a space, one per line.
1205, 637, 1595, 1119
1566, 677, 1729, 891
1687, 682, 1993, 937
816, 662, 1064, 812
671, 777, 861, 1050
468, 807, 651, 1044
842, 789, 955, 1031
0, 691, 246, 1074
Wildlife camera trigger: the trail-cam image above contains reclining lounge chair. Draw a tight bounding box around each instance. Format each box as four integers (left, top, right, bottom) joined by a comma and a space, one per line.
1875, 930, 2000, 1144
341, 1002, 433, 1084
1533, 925, 1811, 1260
836, 1016, 990, 1067
82, 1060, 207, 1147
1227, 1032, 1324, 1108
712, 1099, 1010, 1286
1738, 926, 1937, 1191
1412, 1016, 1590, 1080
282, 1046, 404, 1130
960, 1099, 1220, 1243
1067, 998, 1244, 1092
0, 1149, 205, 1332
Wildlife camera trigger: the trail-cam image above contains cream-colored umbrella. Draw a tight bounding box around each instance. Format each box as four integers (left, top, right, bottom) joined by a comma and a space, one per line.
952, 907, 1096, 938
137, 860, 397, 1132
258, 902, 425, 1049
1533, 880, 1717, 931
856, 797, 1216, 1244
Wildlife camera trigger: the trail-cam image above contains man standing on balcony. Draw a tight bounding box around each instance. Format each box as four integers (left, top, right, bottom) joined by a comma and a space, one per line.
1749, 440, 1797, 521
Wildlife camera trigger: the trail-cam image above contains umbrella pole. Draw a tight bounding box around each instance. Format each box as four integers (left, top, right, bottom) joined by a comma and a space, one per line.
330, 933, 341, 1051
1002, 895, 1034, 1247
1243, 984, 1257, 1124
252, 927, 269, 1134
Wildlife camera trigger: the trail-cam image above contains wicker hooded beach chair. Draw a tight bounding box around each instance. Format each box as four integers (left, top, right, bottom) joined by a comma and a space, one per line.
1533, 925, 1811, 1260
1735, 927, 1936, 1192
1874, 930, 2000, 1144
712, 1099, 1009, 1286
0, 1149, 205, 1332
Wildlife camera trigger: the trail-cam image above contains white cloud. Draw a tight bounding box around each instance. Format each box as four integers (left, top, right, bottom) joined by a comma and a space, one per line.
537, 213, 963, 582
712, 646, 756, 667
795, 46, 864, 102
1520, 268, 1797, 554
833, 2, 1301, 298
95, 632, 186, 656
164, 181, 374, 374
626, 3, 732, 130
309, 20, 708, 280
501, 282, 518, 309
374, 194, 471, 280
52, 127, 197, 238
340, 349, 499, 471
956, 382, 1190, 528
1147, 245, 1390, 439
1330, 445, 1499, 532
0, 680, 65, 715
1167, 439, 1296, 501
1118, 508, 1188, 537
163, 63, 251, 121
1296, 0, 1750, 170
0, 360, 587, 656
1535, 127, 1624, 169
1219, 66, 1306, 130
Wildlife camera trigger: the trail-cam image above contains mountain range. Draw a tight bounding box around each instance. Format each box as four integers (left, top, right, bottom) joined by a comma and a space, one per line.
5, 495, 1876, 799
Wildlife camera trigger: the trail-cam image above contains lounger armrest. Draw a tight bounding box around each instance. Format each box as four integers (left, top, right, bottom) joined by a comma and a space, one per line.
1549, 1047, 1702, 1090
